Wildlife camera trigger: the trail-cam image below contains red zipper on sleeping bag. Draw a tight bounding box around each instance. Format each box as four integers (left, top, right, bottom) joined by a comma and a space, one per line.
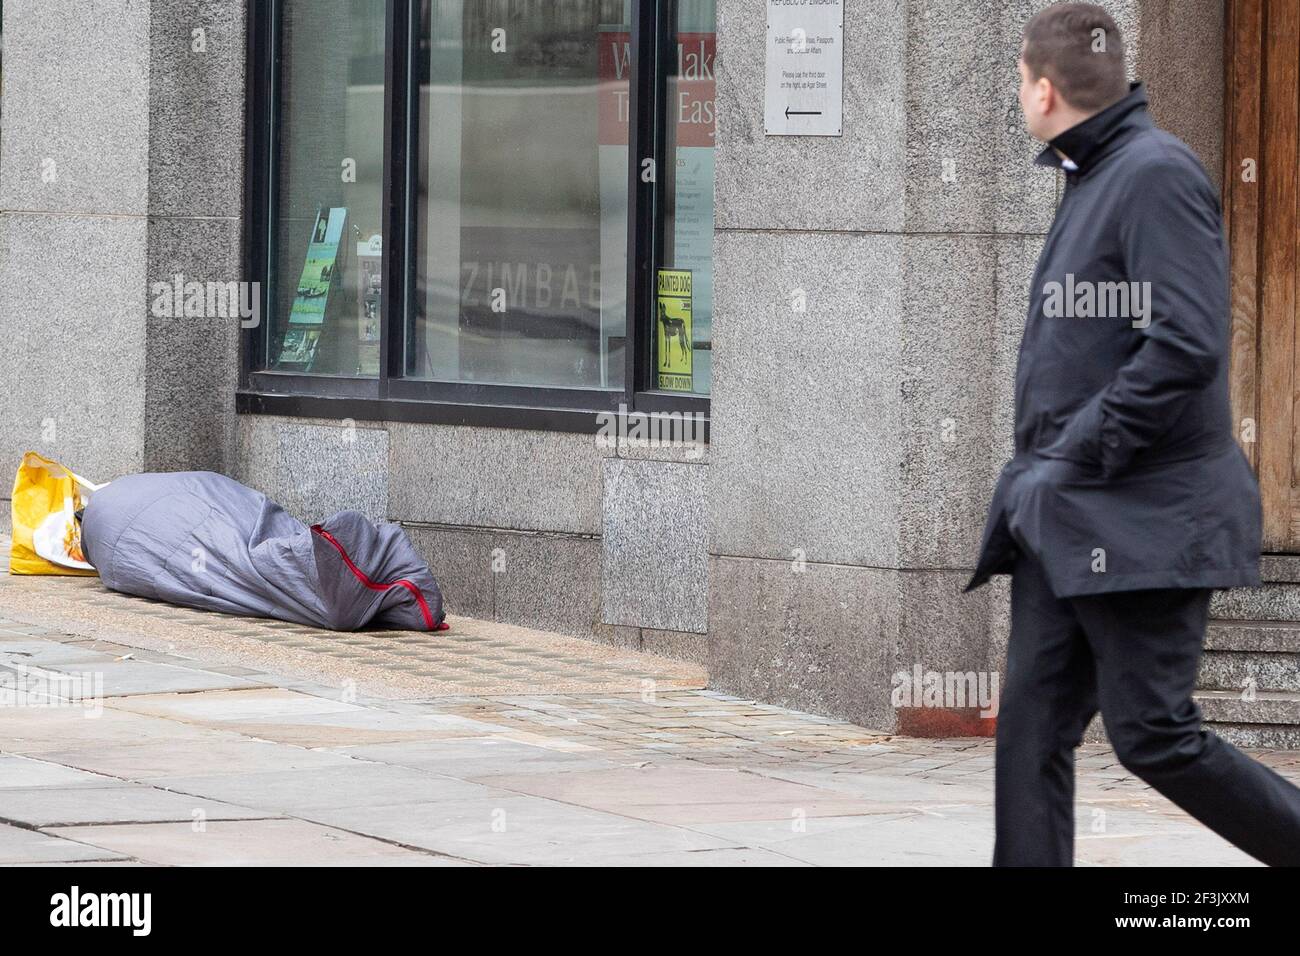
310, 525, 437, 630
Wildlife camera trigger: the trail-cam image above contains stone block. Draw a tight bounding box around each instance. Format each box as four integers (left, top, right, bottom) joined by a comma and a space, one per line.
601, 459, 708, 633
0, 213, 147, 479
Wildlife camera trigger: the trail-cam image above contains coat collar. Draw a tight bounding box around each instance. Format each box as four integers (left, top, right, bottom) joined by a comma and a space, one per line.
1034, 82, 1152, 175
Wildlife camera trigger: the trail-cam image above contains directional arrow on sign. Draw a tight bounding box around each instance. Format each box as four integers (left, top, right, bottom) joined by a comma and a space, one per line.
785, 106, 823, 118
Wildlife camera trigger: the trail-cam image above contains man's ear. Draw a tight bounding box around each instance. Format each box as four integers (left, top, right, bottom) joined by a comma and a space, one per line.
1036, 75, 1056, 115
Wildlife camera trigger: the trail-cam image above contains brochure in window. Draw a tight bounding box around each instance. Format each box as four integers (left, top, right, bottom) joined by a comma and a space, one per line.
277, 326, 322, 367
276, 206, 347, 370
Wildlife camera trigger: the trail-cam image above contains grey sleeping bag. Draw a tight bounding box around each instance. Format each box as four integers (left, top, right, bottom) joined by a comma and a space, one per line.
81, 472, 445, 631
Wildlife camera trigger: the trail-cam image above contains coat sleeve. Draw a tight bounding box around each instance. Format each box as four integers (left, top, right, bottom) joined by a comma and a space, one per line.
1047, 154, 1227, 478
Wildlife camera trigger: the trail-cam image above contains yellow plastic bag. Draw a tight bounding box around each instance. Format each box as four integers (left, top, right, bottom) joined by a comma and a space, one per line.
9, 452, 103, 575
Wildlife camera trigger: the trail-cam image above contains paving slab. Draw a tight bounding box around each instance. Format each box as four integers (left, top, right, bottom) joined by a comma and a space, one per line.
0, 638, 120, 667
1075, 826, 1263, 866
2, 705, 234, 756
1, 860, 149, 867
107, 687, 362, 723
311, 794, 744, 866
580, 846, 809, 866
47, 819, 470, 867
0, 754, 117, 789
683, 812, 933, 865
750, 764, 993, 805
473, 765, 877, 825
333, 737, 620, 778
0, 785, 271, 827
107, 689, 506, 748
152, 764, 502, 814
741, 804, 996, 866
34, 736, 361, 781
33, 658, 268, 698
0, 821, 130, 864
223, 710, 512, 749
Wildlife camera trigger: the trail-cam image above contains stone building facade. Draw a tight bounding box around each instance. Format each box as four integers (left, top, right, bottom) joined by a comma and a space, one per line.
0, 1, 1254, 736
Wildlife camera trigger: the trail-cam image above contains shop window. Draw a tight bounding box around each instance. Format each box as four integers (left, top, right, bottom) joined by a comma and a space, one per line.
656, 0, 715, 396
265, 0, 387, 379
412, 0, 628, 390
244, 0, 714, 429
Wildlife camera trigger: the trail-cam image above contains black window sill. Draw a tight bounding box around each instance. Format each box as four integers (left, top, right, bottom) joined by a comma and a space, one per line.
235, 388, 710, 439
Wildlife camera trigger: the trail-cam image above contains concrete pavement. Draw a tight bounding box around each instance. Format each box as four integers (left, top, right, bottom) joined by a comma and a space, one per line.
2, 562, 1297, 865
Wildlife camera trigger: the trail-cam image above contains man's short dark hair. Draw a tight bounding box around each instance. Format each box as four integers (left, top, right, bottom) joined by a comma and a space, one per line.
1022, 3, 1128, 113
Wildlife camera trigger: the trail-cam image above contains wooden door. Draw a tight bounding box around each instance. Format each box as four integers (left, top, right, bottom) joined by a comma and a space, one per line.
1226, 0, 1300, 551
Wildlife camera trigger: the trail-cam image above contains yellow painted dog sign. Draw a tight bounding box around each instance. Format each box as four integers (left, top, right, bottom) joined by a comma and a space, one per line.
656, 269, 693, 391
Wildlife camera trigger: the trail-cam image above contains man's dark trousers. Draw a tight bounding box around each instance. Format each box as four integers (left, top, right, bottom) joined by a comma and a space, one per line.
994, 554, 1300, 867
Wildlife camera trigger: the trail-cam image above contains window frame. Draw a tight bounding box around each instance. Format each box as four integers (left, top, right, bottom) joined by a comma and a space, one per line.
240, 0, 710, 435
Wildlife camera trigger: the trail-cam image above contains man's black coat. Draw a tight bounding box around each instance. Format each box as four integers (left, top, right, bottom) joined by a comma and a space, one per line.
968, 84, 1261, 598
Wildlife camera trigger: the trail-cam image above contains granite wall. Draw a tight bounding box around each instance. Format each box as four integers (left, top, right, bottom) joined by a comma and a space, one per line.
0, 0, 244, 481
705, 0, 1225, 731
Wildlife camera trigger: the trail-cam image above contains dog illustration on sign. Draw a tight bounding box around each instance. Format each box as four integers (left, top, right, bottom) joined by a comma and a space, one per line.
657, 301, 691, 365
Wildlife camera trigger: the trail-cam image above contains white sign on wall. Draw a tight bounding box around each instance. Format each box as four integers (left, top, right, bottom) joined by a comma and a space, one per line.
764, 0, 844, 137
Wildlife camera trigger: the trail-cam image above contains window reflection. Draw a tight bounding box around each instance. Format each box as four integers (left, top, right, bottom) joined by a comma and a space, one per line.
413, 0, 631, 389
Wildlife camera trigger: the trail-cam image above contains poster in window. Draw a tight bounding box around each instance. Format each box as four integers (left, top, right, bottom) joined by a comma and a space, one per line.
289, 207, 347, 325
276, 206, 347, 370
277, 326, 321, 366
656, 269, 693, 391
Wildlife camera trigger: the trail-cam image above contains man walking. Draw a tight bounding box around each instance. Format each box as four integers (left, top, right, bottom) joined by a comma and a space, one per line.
968, 2, 1300, 866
